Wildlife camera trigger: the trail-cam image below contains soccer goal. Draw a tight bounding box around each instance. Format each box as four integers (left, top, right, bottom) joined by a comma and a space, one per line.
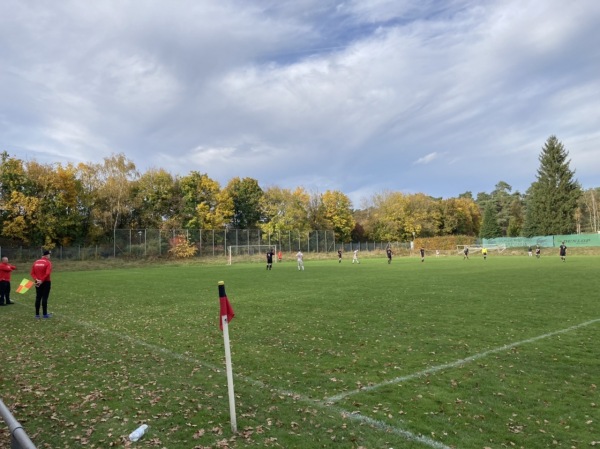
227, 245, 278, 265
456, 244, 506, 254
457, 244, 480, 254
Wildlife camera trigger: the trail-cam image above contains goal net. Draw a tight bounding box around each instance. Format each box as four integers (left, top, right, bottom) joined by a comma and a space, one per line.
456, 244, 506, 254
228, 245, 278, 265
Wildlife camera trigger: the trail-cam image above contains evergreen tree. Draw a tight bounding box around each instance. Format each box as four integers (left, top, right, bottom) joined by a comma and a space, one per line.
491, 181, 513, 235
506, 197, 525, 237
480, 202, 502, 238
523, 136, 581, 236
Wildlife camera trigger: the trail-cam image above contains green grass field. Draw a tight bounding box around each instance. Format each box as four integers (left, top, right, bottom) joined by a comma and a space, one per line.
1, 253, 599, 449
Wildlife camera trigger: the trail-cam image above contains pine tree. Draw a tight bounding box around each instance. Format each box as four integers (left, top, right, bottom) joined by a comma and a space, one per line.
523, 136, 581, 236
506, 197, 525, 236
480, 202, 502, 238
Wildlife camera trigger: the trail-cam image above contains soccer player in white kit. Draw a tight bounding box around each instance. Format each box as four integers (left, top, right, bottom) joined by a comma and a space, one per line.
296, 251, 304, 270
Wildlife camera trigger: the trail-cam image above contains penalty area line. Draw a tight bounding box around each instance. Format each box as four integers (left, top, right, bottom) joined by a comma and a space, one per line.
60, 314, 453, 449
325, 317, 600, 403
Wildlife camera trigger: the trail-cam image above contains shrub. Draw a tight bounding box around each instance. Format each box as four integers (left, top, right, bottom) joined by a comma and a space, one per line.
168, 235, 198, 259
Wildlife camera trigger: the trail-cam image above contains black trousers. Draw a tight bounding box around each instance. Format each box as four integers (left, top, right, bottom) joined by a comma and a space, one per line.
35, 281, 52, 315
0, 280, 10, 305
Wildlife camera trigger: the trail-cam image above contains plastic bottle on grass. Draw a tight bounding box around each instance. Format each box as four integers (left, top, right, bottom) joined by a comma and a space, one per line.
129, 424, 149, 442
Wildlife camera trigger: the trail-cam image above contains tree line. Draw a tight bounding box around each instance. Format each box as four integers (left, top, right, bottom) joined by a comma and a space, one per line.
0, 136, 596, 248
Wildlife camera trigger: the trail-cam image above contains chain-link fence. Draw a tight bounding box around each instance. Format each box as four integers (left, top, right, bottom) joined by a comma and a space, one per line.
0, 229, 400, 262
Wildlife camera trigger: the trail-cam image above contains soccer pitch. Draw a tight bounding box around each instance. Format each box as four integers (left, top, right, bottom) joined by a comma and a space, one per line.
2, 254, 599, 448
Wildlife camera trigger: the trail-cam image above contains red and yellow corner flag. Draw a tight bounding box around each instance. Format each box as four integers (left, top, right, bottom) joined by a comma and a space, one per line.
16, 278, 34, 294
218, 281, 235, 330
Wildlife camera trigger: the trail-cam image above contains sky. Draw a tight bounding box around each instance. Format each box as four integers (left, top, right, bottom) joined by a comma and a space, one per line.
1, 0, 599, 207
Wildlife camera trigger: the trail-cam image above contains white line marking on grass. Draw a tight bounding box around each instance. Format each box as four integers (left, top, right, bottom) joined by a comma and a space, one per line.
52, 314, 600, 449
325, 317, 600, 403
332, 407, 453, 449
62, 314, 453, 449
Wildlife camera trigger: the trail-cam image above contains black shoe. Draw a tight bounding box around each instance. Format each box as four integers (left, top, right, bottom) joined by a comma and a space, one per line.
6, 301, 14, 305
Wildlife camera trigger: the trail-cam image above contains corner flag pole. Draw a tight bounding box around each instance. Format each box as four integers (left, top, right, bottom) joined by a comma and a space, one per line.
218, 281, 237, 433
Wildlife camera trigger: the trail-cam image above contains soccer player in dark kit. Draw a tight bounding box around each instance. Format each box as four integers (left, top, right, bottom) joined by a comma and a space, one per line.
559, 242, 567, 262
266, 248, 275, 270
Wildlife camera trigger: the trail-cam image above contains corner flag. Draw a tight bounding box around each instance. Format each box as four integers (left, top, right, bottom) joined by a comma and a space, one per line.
217, 281, 237, 433
16, 279, 34, 294
218, 281, 235, 330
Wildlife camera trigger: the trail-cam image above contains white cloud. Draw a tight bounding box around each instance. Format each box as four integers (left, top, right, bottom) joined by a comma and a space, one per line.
1, 0, 599, 199
413, 152, 441, 165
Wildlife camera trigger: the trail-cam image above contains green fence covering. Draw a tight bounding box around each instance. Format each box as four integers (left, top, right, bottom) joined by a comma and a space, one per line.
554, 234, 600, 247
483, 234, 600, 248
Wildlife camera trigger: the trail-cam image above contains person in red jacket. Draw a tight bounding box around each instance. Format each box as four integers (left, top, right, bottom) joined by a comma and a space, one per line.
0, 256, 16, 306
30, 250, 53, 319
